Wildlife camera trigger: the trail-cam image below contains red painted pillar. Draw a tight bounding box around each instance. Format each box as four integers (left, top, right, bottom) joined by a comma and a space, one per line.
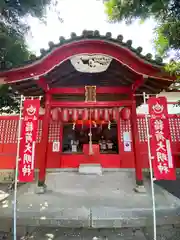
38, 93, 51, 186
59, 120, 63, 167
131, 98, 143, 186
117, 108, 122, 166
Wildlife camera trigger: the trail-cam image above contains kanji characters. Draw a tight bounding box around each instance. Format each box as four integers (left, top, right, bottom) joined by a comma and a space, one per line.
22, 165, 31, 176
24, 116, 37, 121
153, 119, 168, 174
25, 132, 32, 143
154, 120, 164, 131
24, 116, 29, 121
157, 152, 167, 162
18, 100, 40, 182
155, 131, 165, 142
23, 154, 32, 164
149, 97, 175, 180
33, 116, 37, 120
156, 141, 166, 152
157, 163, 169, 174
25, 122, 34, 132
24, 142, 32, 153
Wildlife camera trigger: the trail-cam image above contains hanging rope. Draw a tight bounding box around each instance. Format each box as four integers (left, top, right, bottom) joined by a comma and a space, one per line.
88, 108, 93, 155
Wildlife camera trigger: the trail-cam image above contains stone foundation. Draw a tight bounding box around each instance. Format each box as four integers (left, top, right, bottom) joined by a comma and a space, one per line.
0, 170, 14, 183
79, 164, 103, 175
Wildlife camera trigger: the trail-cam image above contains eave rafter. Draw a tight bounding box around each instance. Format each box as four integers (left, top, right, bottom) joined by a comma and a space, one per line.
132, 74, 174, 94
35, 76, 49, 92
132, 75, 147, 92
48, 86, 131, 95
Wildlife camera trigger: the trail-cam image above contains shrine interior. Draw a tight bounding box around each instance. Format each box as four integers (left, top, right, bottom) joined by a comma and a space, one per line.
62, 122, 119, 154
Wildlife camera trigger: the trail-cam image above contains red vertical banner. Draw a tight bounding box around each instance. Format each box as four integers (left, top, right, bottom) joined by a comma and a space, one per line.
148, 97, 176, 180
18, 99, 40, 182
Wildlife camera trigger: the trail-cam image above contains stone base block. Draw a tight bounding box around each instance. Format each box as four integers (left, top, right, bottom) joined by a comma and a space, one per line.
35, 186, 46, 194
78, 164, 103, 175
134, 185, 146, 193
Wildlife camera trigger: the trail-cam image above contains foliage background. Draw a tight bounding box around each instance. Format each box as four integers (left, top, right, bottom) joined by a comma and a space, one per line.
105, 0, 180, 86
0, 0, 58, 113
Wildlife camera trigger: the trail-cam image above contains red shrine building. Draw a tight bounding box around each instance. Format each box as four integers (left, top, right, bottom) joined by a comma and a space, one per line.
0, 30, 179, 187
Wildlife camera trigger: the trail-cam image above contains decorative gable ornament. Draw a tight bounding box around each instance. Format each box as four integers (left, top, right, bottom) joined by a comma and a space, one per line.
70, 54, 112, 73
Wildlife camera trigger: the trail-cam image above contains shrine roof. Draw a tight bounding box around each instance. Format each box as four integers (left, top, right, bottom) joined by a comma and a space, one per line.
1, 30, 165, 71
0, 30, 176, 103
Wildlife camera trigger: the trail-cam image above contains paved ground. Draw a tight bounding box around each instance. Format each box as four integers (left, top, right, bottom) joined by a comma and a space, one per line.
0, 227, 146, 240
0, 225, 180, 239
0, 184, 9, 202
0, 171, 180, 229
156, 178, 180, 199
0, 172, 180, 239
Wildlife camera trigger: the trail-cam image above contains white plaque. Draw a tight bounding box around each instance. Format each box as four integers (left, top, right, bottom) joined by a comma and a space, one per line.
72, 145, 77, 152
124, 141, 131, 152
166, 139, 173, 168
52, 141, 60, 152
123, 131, 131, 142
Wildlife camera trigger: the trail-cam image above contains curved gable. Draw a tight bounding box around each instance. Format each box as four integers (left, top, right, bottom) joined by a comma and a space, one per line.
0, 30, 173, 83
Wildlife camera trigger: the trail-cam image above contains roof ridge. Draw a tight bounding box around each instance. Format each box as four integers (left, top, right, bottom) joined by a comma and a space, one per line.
2, 30, 164, 71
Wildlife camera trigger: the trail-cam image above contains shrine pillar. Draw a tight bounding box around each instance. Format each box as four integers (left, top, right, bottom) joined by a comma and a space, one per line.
59, 119, 63, 167
131, 97, 146, 193
38, 93, 51, 190
117, 108, 122, 161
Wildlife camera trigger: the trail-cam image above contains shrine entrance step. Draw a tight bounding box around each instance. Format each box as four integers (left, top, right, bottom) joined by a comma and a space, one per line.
78, 164, 102, 175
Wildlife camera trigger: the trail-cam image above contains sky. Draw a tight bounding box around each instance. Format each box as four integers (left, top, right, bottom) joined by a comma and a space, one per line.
26, 0, 157, 57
